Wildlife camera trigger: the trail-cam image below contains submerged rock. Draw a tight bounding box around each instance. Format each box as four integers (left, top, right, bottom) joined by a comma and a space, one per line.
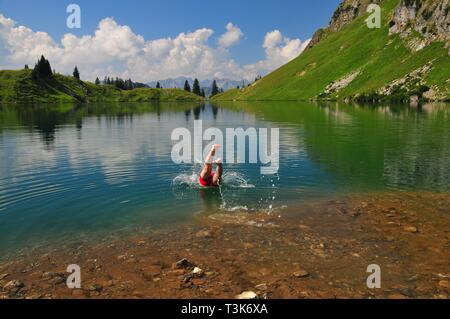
141, 265, 162, 278
172, 258, 195, 270
4, 280, 24, 292
170, 269, 186, 276
195, 230, 213, 239
0, 273, 9, 280
293, 270, 310, 278
87, 284, 103, 293
438, 280, 450, 290
404, 226, 419, 233
255, 283, 268, 291
236, 291, 258, 299
394, 286, 417, 298
192, 267, 204, 277
182, 274, 194, 284
181, 266, 205, 284
243, 243, 256, 249
41, 272, 65, 284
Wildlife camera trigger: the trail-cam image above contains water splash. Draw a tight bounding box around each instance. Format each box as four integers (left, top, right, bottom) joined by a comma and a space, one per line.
171, 171, 281, 213
221, 172, 255, 189
256, 173, 280, 214
172, 173, 201, 189
171, 171, 254, 190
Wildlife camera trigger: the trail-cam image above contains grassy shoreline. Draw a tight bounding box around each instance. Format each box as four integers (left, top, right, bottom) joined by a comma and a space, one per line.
0, 69, 204, 104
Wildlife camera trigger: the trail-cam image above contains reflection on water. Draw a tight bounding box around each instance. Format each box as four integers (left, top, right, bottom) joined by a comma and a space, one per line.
219, 101, 450, 193
0, 102, 449, 255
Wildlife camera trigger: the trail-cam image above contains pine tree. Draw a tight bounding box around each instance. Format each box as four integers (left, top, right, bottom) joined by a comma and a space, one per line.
32, 55, 53, 78
43, 58, 52, 77
156, 82, 161, 89
114, 77, 126, 90
95, 77, 100, 85
184, 80, 191, 92
24, 64, 29, 70
201, 88, 205, 98
73, 66, 80, 80
125, 79, 133, 90
192, 78, 201, 96
211, 80, 219, 97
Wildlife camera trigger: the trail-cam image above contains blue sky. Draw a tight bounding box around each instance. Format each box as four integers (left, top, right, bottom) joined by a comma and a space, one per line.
0, 0, 341, 81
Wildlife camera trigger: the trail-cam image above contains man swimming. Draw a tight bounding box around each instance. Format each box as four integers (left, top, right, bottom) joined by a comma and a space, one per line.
199, 144, 223, 187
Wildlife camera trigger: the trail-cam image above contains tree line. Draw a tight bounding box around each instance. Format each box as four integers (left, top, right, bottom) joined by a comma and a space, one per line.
30, 55, 147, 90
183, 79, 206, 97
98, 76, 147, 90
29, 55, 226, 97
183, 79, 224, 97
31, 55, 83, 82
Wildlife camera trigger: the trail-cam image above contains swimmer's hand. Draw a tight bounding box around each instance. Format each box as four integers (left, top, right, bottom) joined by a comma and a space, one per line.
214, 158, 222, 164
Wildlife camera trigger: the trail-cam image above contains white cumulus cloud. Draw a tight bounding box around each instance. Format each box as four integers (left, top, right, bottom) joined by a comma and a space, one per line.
218, 22, 244, 48
0, 13, 309, 82
245, 30, 310, 75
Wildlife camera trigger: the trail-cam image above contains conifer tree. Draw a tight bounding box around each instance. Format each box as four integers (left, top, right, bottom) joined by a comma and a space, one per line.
73, 66, 80, 80
211, 80, 219, 96
192, 78, 201, 96
184, 80, 191, 92
32, 55, 53, 78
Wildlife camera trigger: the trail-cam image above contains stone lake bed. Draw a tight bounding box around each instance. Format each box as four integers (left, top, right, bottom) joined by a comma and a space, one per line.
0, 192, 448, 299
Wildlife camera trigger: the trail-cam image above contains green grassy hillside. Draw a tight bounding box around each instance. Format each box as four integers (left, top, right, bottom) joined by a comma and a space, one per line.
213, 0, 449, 102
0, 69, 204, 103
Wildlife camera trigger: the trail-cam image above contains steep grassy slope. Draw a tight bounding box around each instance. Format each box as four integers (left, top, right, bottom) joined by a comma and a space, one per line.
213, 0, 449, 102
0, 69, 204, 103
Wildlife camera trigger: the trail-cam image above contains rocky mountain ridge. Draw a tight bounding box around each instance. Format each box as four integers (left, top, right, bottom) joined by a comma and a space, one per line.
309, 0, 449, 50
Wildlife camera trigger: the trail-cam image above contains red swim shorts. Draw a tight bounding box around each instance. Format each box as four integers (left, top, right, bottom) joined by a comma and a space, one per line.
199, 173, 216, 187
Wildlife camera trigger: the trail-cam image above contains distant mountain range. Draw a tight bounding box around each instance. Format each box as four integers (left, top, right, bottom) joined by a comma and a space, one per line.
147, 77, 250, 96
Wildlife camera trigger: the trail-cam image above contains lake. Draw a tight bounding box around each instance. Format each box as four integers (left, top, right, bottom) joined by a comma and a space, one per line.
0, 102, 449, 257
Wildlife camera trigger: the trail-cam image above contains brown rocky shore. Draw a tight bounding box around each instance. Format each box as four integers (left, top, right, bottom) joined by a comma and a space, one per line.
0, 192, 449, 299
